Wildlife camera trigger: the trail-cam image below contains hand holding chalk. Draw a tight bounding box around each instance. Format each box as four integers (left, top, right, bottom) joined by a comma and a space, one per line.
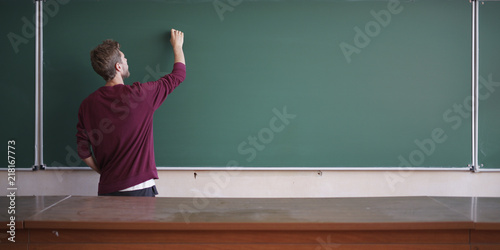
170, 29, 184, 50
170, 29, 185, 65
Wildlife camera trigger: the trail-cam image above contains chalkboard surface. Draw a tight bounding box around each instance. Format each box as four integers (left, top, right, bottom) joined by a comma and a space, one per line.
0, 0, 35, 169
5, 0, 478, 168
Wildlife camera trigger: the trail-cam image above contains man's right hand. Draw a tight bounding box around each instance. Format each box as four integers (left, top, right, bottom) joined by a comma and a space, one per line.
170, 29, 184, 49
170, 29, 185, 64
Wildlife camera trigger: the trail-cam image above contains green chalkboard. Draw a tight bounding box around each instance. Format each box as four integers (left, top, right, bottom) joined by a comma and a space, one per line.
41, 0, 474, 168
0, 0, 35, 169
479, 1, 500, 169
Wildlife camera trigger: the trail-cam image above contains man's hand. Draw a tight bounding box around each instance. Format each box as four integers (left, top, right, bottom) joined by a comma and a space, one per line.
170, 29, 184, 49
82, 156, 100, 174
171, 29, 185, 65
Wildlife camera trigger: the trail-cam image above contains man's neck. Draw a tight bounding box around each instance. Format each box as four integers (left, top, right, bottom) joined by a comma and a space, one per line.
105, 76, 124, 87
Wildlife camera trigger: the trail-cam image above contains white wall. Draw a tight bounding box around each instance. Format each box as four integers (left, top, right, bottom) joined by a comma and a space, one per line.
2, 169, 500, 197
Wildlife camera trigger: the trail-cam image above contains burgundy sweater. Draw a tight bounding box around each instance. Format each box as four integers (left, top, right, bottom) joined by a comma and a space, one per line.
77, 63, 186, 195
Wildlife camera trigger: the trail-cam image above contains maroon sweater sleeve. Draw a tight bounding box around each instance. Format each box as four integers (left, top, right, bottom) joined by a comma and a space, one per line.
76, 103, 92, 159
143, 62, 186, 110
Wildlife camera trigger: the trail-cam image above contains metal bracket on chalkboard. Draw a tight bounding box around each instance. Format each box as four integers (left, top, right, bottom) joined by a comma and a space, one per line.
468, 164, 476, 172
468, 164, 485, 172
33, 0, 47, 3
32, 164, 47, 171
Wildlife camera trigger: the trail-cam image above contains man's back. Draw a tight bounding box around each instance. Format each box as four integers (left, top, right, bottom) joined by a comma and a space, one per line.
77, 64, 186, 195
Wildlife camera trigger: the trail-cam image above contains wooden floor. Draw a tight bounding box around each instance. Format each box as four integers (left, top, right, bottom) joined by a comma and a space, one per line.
1, 196, 499, 249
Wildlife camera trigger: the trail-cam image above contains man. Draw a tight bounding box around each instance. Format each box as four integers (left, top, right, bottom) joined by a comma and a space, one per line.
76, 29, 186, 197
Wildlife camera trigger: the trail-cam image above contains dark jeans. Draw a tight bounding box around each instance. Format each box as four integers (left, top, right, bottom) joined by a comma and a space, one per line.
99, 185, 158, 197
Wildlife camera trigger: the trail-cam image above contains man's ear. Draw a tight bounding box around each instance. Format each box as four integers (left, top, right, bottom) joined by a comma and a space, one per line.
115, 62, 122, 72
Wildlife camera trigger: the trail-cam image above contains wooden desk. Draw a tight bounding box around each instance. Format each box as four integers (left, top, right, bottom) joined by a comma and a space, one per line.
1, 196, 499, 249
0, 196, 71, 249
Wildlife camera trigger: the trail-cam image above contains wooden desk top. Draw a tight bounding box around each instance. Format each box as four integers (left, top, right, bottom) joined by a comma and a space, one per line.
14, 196, 497, 231
430, 197, 500, 230
2, 196, 498, 231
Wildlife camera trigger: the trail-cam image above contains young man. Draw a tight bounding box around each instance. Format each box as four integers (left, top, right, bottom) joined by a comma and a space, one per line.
76, 29, 186, 197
